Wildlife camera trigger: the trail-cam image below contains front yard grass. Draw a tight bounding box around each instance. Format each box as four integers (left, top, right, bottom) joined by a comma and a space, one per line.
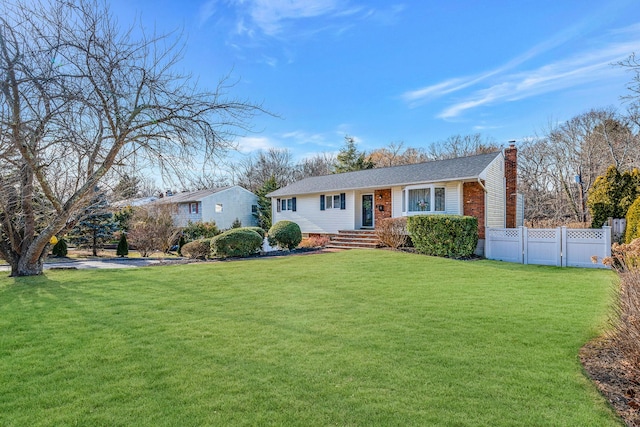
0, 250, 621, 426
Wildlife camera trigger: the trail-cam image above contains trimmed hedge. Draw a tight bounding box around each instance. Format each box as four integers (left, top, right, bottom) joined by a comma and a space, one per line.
407, 215, 478, 258
181, 239, 212, 260
268, 220, 302, 250
243, 226, 266, 239
625, 197, 640, 243
211, 228, 263, 258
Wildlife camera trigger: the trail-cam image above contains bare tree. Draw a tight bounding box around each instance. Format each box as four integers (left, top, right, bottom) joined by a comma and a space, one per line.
426, 134, 500, 160
233, 148, 298, 192
367, 141, 429, 167
0, 0, 264, 275
298, 152, 336, 178
127, 204, 180, 257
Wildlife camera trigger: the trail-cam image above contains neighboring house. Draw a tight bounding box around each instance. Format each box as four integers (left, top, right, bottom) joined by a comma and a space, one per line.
267, 145, 521, 254
154, 186, 258, 229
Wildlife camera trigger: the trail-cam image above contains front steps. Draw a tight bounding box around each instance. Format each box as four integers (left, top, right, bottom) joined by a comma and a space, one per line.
326, 229, 380, 249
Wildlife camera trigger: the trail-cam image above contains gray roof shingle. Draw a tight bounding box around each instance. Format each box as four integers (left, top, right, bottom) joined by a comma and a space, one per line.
267, 151, 502, 197
153, 186, 232, 204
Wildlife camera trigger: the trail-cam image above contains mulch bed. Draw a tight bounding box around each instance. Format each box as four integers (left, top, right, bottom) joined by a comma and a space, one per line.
581, 337, 640, 426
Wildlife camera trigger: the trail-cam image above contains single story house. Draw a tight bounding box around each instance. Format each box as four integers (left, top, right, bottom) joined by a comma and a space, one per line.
154, 185, 258, 229
267, 145, 521, 254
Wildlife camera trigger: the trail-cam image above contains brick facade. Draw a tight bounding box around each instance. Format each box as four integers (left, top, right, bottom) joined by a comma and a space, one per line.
504, 144, 518, 228
463, 181, 486, 239
374, 189, 392, 226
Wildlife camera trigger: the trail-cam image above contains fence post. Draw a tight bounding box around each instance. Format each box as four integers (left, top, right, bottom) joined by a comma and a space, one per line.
561, 226, 567, 267
603, 226, 612, 261
522, 226, 528, 265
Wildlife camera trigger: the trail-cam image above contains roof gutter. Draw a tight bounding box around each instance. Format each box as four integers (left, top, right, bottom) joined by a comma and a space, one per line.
477, 178, 487, 192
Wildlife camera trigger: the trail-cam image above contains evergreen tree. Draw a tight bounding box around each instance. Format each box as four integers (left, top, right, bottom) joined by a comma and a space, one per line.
333, 136, 374, 173
51, 238, 68, 257
69, 189, 119, 256
116, 233, 129, 257
254, 176, 279, 231
587, 166, 640, 227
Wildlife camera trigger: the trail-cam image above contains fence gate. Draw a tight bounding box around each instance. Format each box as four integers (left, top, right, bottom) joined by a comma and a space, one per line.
485, 226, 611, 269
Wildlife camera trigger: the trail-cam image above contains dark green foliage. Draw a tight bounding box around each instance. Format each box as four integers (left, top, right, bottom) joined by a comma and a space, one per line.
182, 221, 219, 242
181, 239, 212, 260
333, 136, 374, 173
268, 220, 302, 250
407, 215, 478, 258
69, 190, 118, 256
254, 176, 278, 231
242, 226, 266, 239
587, 166, 640, 228
113, 206, 135, 233
231, 218, 242, 229
625, 197, 640, 243
177, 235, 186, 255
116, 233, 129, 257
51, 238, 68, 257
211, 228, 263, 258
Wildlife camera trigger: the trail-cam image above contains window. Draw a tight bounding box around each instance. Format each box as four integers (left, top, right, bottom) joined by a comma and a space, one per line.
408, 188, 430, 212
251, 205, 258, 213
404, 186, 445, 213
434, 188, 445, 212
279, 197, 297, 211
189, 202, 198, 214
215, 203, 223, 213
320, 194, 346, 211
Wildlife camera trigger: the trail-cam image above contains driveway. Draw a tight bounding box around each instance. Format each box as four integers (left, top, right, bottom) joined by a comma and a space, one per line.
0, 257, 178, 272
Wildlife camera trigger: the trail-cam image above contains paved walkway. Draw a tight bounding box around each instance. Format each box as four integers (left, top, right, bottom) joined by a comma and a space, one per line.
0, 257, 175, 272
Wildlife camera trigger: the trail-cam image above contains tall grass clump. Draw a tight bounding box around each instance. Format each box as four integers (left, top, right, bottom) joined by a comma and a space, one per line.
605, 239, 640, 378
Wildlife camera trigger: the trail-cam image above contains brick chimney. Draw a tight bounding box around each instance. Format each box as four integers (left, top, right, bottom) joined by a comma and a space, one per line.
505, 142, 517, 228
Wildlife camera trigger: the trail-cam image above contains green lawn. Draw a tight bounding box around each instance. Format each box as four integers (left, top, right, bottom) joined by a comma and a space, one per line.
0, 250, 621, 426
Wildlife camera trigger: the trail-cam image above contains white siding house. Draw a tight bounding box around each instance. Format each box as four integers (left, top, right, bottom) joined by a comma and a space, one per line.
154, 186, 258, 229
267, 148, 521, 253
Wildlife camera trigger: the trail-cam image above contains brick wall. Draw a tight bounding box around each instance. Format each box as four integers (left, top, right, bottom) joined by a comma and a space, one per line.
374, 189, 392, 226
463, 181, 486, 239
505, 144, 518, 228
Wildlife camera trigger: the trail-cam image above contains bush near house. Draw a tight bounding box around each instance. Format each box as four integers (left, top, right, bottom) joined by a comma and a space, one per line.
211, 228, 263, 258
268, 220, 302, 250
243, 226, 266, 239
407, 215, 478, 258
625, 197, 640, 243
182, 221, 220, 242
181, 239, 212, 260
376, 217, 408, 249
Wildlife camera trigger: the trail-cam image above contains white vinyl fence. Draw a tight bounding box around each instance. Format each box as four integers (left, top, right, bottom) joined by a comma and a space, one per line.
485, 226, 611, 269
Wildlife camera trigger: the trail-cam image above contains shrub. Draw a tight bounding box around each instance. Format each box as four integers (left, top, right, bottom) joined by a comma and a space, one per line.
211, 228, 262, 258
181, 239, 212, 260
182, 221, 219, 242
626, 197, 640, 243
299, 235, 330, 248
51, 238, 68, 257
116, 233, 129, 257
242, 226, 266, 239
268, 221, 302, 250
376, 217, 408, 249
231, 218, 242, 229
606, 240, 640, 378
407, 215, 478, 258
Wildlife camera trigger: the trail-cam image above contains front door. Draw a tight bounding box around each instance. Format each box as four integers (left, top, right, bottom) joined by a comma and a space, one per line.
362, 194, 374, 228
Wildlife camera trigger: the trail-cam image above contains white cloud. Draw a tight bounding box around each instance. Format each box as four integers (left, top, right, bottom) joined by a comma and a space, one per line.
236, 136, 278, 152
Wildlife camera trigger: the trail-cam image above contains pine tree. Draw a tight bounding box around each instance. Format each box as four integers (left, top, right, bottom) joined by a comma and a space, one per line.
333, 136, 374, 173
116, 233, 129, 257
254, 176, 279, 231
69, 189, 118, 256
51, 238, 68, 257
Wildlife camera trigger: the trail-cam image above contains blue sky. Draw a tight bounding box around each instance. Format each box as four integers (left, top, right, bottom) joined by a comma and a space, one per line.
110, 0, 640, 162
